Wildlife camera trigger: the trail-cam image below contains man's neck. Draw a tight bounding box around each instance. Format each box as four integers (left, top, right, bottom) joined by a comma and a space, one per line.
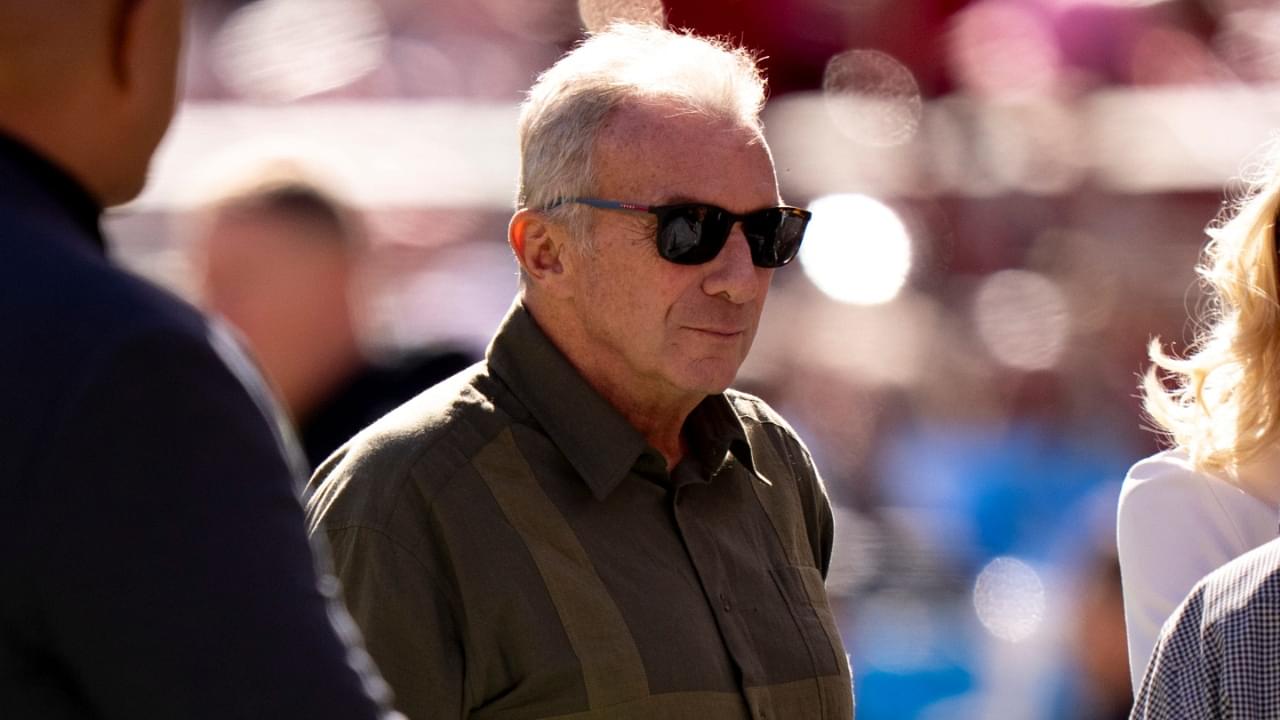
524, 295, 701, 470
0, 114, 111, 206
0, 129, 106, 248
598, 387, 693, 470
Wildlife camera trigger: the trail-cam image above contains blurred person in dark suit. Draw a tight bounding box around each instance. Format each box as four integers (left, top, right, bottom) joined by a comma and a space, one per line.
306, 22, 852, 720
194, 169, 474, 468
0, 3, 399, 718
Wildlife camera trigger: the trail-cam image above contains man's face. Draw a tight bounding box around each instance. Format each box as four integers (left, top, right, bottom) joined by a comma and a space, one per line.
199, 210, 353, 364
563, 100, 781, 406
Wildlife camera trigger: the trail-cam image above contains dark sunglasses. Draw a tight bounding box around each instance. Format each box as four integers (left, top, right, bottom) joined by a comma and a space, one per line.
546, 197, 811, 268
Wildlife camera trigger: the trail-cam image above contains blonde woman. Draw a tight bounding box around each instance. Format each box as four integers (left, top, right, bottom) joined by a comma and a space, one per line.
1118, 155, 1280, 692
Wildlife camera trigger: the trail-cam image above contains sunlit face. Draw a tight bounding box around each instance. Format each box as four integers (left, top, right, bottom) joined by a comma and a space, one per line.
563, 100, 781, 406
198, 209, 357, 416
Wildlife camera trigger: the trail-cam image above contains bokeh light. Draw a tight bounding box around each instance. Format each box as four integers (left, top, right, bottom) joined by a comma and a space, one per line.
479, 0, 582, 43
578, 0, 666, 32
799, 194, 912, 306
139, 104, 522, 211
822, 49, 923, 147
799, 295, 935, 387
1216, 7, 1280, 82
213, 0, 388, 102
977, 101, 1086, 195
856, 591, 938, 672
947, 1, 1063, 99
1130, 26, 1226, 86
1050, 0, 1172, 6
972, 557, 1046, 643
381, 40, 464, 97
973, 269, 1070, 371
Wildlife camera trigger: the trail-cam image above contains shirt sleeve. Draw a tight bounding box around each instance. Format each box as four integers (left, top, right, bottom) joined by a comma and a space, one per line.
29, 327, 398, 719
1129, 581, 1217, 720
1116, 455, 1250, 693
323, 524, 466, 720
1134, 538, 1280, 719
745, 408, 837, 577
789, 434, 837, 578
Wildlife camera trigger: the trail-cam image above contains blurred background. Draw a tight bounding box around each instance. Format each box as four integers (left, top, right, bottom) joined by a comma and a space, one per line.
106, 0, 1280, 717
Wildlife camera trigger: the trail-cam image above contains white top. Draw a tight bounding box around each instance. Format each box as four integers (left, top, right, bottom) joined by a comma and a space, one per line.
1117, 448, 1279, 691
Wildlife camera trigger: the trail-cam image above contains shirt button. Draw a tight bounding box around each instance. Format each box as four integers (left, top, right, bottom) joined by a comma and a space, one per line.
720, 593, 732, 612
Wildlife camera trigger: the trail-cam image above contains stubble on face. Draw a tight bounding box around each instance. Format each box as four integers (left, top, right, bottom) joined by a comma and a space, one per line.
563, 99, 781, 414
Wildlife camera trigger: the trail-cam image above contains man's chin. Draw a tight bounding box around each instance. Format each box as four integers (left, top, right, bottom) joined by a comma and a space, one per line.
100, 170, 149, 209
675, 359, 743, 397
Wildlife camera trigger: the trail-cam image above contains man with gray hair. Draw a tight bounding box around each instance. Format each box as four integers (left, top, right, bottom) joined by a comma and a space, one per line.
307, 22, 853, 719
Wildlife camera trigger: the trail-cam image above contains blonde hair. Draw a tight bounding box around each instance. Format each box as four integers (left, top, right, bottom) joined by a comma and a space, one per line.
515, 21, 766, 242
1144, 147, 1280, 475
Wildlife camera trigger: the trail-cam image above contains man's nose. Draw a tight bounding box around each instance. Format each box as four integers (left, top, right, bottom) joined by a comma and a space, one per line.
701, 224, 766, 302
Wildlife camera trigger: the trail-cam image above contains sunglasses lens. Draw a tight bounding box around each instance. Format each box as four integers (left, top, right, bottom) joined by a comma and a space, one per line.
745, 209, 808, 268
657, 205, 729, 265
653, 204, 809, 267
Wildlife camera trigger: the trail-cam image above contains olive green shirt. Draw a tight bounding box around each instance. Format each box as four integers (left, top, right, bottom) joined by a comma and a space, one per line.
305, 303, 854, 720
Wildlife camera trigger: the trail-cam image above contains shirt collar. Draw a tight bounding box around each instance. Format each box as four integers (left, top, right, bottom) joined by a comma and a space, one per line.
682, 392, 760, 482
0, 131, 105, 253
486, 302, 760, 499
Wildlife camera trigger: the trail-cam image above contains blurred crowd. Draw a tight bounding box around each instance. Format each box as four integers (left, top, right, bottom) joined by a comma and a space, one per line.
104, 0, 1280, 718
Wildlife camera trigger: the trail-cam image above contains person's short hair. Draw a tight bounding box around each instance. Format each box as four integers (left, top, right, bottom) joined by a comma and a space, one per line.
1143, 142, 1280, 474
515, 22, 767, 245
207, 162, 364, 252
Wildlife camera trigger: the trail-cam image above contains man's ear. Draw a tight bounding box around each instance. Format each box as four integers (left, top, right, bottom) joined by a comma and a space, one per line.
509, 209, 574, 298
108, 0, 141, 89
109, 0, 183, 94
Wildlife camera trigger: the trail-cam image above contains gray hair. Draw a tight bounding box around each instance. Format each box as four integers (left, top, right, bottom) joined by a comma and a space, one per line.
515, 22, 767, 244
202, 160, 365, 252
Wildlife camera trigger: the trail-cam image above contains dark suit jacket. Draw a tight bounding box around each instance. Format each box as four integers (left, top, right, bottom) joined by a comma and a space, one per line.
0, 132, 393, 719
300, 348, 476, 469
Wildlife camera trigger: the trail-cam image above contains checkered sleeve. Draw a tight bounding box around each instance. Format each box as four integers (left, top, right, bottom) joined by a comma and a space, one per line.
1130, 538, 1280, 720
